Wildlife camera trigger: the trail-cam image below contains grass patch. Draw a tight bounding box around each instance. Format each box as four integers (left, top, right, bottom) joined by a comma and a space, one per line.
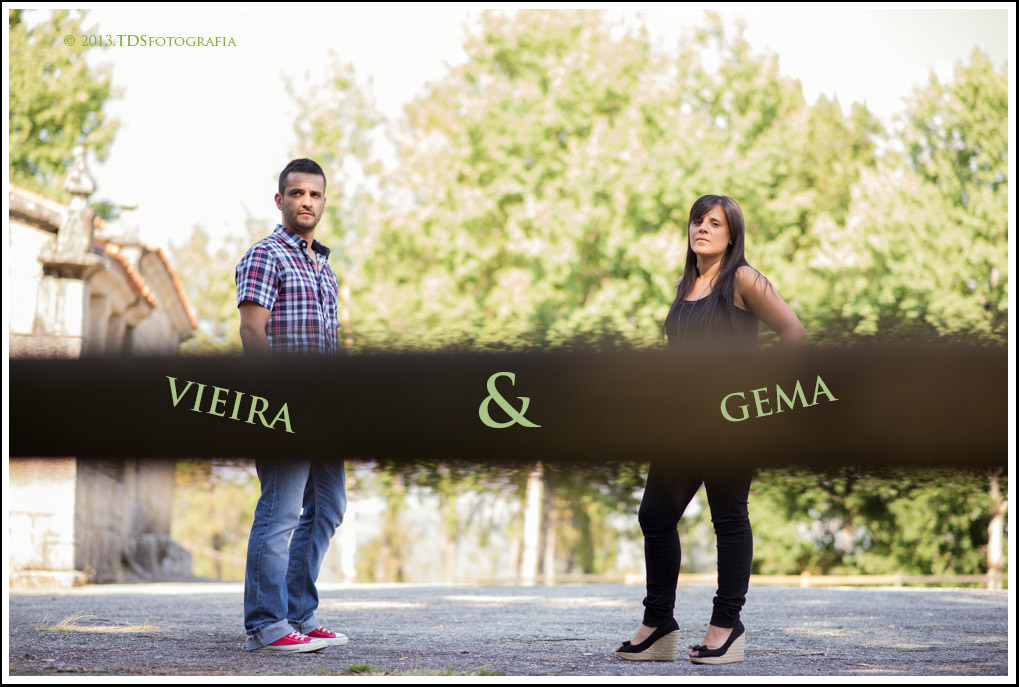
35, 611, 161, 634
346, 663, 378, 674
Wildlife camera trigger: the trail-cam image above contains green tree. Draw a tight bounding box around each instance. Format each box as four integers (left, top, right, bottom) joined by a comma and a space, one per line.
899, 48, 1008, 337
349, 10, 883, 351
399, 461, 518, 582
902, 49, 1008, 207
750, 468, 999, 576
8, 9, 120, 199
168, 219, 272, 354
793, 49, 1008, 341
544, 464, 646, 577
356, 10, 665, 350
268, 10, 1005, 585
172, 460, 259, 580
284, 57, 387, 350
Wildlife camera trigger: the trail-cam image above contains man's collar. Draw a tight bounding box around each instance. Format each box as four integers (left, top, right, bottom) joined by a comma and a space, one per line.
273, 224, 331, 258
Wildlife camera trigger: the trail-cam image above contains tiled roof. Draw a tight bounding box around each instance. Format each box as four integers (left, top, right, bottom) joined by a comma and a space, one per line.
147, 245, 199, 330
9, 183, 195, 331
95, 240, 158, 308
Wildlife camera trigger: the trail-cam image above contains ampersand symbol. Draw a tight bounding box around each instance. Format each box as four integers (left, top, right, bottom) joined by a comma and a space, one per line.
478, 372, 541, 429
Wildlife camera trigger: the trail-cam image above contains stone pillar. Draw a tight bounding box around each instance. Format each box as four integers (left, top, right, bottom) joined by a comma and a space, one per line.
106, 312, 126, 355
987, 469, 1005, 590
85, 292, 110, 356
33, 146, 102, 357
8, 458, 87, 589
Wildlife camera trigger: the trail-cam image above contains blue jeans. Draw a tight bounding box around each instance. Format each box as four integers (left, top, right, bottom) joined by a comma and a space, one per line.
243, 459, 347, 650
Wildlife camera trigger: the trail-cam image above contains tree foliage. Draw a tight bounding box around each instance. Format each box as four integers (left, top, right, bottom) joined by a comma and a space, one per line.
170, 10, 1006, 580
172, 460, 259, 580
794, 48, 1008, 341
180, 11, 1007, 350
750, 468, 1002, 576
900, 49, 1008, 337
8, 9, 120, 199
348, 11, 891, 351
168, 220, 271, 354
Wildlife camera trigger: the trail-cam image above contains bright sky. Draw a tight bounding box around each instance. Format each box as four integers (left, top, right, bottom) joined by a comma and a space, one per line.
12, 3, 1015, 252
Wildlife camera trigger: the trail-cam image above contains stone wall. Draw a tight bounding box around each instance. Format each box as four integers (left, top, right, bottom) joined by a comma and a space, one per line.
74, 459, 191, 583
8, 459, 193, 587
7, 459, 86, 588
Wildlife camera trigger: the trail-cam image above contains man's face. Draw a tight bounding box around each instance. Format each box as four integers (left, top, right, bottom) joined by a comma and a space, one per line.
275, 172, 326, 235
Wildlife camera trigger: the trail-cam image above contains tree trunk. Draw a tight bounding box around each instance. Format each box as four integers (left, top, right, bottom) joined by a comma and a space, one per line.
987, 468, 1006, 589
376, 472, 405, 583
520, 462, 544, 585
542, 465, 556, 585
339, 488, 357, 582
437, 485, 459, 583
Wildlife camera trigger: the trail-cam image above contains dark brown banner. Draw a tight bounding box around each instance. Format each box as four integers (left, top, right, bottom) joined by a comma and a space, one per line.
8, 344, 1006, 468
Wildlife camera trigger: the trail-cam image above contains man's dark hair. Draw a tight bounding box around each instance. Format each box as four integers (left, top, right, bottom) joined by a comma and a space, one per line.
278, 158, 327, 196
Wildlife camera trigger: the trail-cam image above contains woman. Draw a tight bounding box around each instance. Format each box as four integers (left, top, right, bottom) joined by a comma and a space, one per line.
616, 195, 805, 664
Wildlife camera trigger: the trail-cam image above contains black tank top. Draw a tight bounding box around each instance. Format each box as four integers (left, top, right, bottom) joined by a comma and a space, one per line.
664, 296, 759, 346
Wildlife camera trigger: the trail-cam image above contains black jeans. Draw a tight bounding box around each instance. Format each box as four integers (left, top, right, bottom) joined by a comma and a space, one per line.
638, 462, 753, 629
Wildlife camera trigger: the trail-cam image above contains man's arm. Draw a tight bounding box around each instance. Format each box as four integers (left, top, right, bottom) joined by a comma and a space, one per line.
239, 301, 271, 354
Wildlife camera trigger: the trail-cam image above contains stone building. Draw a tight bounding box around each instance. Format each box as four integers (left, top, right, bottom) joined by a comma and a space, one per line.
8, 147, 198, 587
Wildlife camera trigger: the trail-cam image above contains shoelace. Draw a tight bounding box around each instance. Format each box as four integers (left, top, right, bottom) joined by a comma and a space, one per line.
286, 631, 310, 641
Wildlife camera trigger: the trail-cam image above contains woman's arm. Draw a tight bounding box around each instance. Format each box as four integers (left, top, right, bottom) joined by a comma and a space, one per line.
735, 266, 806, 346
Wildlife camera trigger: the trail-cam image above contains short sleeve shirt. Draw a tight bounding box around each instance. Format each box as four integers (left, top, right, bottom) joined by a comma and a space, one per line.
235, 224, 340, 353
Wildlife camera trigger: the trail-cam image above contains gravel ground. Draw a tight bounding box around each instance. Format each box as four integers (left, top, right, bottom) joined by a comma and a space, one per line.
7, 581, 1011, 678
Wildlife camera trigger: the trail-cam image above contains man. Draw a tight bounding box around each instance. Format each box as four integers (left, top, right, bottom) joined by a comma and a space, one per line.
235, 158, 348, 652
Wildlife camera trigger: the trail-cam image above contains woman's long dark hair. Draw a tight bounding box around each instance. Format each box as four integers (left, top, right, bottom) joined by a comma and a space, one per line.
661, 195, 759, 343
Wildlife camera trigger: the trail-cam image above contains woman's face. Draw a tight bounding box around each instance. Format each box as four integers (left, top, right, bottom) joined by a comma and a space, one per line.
689, 203, 731, 260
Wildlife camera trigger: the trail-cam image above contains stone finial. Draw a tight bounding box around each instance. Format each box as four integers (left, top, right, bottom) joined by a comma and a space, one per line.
95, 203, 142, 248
63, 145, 96, 199
42, 145, 101, 273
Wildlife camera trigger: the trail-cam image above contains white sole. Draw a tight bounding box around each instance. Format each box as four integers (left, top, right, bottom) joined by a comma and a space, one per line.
256, 640, 329, 653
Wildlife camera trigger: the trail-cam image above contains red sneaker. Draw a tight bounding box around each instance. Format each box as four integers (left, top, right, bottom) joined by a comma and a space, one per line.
306, 626, 349, 646
257, 630, 328, 652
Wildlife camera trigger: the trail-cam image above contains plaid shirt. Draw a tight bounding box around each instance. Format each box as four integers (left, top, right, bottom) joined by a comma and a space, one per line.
235, 224, 340, 353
